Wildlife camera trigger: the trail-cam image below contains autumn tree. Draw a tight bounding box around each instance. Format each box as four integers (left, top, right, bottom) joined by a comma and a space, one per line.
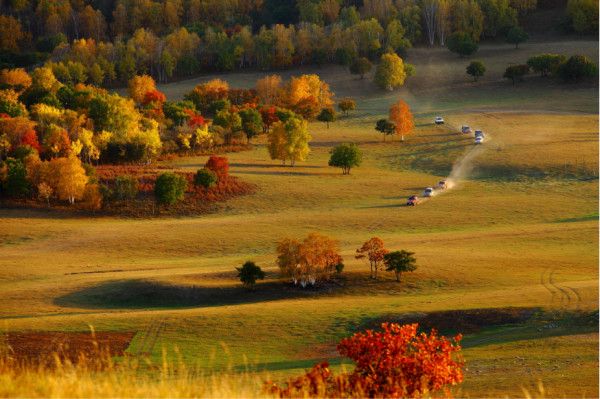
267, 117, 311, 166
47, 156, 89, 204
256, 75, 283, 105
329, 143, 362, 175
0, 15, 26, 52
466, 60, 486, 81
276, 233, 343, 287
236, 261, 265, 289
128, 75, 157, 104
384, 250, 417, 282
349, 57, 373, 79
337, 98, 356, 116
317, 107, 336, 128
389, 100, 414, 141
374, 53, 407, 91
185, 79, 229, 114
285, 75, 334, 120
355, 237, 388, 279
0, 69, 32, 94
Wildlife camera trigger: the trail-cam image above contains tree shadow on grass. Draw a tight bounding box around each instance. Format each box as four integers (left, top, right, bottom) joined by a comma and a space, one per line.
54, 279, 336, 310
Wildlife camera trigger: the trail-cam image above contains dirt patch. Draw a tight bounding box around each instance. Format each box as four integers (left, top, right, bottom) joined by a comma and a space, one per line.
2, 331, 135, 366
362, 307, 539, 335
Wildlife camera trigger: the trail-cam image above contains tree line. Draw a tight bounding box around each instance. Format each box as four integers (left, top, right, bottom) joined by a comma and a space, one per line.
1, 0, 593, 82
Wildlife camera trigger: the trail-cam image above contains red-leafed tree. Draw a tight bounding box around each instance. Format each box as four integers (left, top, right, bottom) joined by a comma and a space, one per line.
20, 129, 41, 153
205, 155, 229, 178
355, 237, 388, 279
259, 105, 279, 133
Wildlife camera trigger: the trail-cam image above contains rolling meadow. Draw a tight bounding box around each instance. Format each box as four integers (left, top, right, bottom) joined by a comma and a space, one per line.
1, 38, 598, 397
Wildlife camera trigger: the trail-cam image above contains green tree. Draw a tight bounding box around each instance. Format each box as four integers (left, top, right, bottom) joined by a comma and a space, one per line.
503, 64, 530, 85
527, 54, 567, 77
114, 175, 139, 200
193, 168, 217, 188
236, 261, 265, 289
154, 172, 187, 205
374, 53, 407, 91
384, 250, 417, 282
317, 107, 336, 128
238, 108, 263, 143
566, 0, 598, 34
446, 32, 478, 57
466, 60, 486, 81
328, 143, 362, 175
558, 55, 598, 82
505, 25, 528, 49
349, 57, 373, 79
375, 119, 396, 141
3, 158, 29, 197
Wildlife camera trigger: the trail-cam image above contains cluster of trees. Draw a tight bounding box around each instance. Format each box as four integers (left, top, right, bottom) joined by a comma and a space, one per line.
0, 0, 561, 81
502, 53, 597, 85
356, 237, 417, 282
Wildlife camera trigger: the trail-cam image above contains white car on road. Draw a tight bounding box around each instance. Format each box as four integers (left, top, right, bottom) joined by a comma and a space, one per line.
434, 116, 444, 125
475, 136, 484, 144
423, 187, 434, 197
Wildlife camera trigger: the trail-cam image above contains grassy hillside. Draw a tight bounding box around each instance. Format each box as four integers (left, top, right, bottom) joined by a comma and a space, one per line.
1, 39, 598, 397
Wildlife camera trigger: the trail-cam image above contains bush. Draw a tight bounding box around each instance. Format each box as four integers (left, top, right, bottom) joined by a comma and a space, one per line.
154, 172, 187, 205
236, 261, 265, 289
205, 155, 229, 178
527, 54, 567, 77
268, 323, 464, 398
328, 143, 362, 175
466, 60, 486, 81
558, 55, 598, 82
446, 32, 478, 57
193, 168, 217, 188
114, 175, 139, 200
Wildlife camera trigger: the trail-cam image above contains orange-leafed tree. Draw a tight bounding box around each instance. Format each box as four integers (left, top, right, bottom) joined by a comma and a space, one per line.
128, 75, 156, 104
355, 237, 389, 279
285, 75, 334, 120
276, 233, 343, 287
389, 100, 414, 141
45, 156, 89, 204
0, 68, 32, 93
185, 79, 230, 114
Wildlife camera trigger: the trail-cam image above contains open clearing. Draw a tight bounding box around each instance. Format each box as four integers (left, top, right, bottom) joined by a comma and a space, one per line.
1, 38, 598, 397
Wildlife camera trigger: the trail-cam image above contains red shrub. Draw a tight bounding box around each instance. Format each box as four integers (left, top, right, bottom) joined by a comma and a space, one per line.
142, 89, 166, 105
268, 323, 464, 398
205, 155, 229, 178
20, 129, 41, 152
184, 109, 206, 127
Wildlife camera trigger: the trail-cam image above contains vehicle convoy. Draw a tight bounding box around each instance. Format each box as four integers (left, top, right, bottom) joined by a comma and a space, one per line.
423, 187, 434, 197
461, 125, 471, 134
406, 195, 419, 206
435, 116, 444, 125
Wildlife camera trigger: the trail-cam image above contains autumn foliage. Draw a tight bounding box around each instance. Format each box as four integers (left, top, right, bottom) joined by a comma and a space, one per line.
389, 100, 414, 141
355, 237, 389, 279
267, 323, 464, 398
204, 155, 229, 178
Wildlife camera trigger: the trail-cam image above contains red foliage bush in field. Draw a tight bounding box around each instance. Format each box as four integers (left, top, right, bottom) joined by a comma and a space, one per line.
205, 155, 229, 178
267, 323, 464, 398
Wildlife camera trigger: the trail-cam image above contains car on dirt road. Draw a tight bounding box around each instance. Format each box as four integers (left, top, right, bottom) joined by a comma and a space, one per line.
436, 180, 448, 189
475, 136, 484, 144
435, 116, 444, 125
461, 125, 471, 134
474, 130, 484, 138
423, 187, 434, 197
406, 195, 419, 206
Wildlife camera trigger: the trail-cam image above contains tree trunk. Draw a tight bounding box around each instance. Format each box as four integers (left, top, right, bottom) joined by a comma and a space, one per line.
395, 271, 400, 282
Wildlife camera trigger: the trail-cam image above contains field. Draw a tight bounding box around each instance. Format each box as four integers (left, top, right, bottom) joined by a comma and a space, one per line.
1, 38, 598, 397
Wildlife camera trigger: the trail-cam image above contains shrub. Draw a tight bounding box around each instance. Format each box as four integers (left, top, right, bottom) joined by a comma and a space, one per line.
446, 32, 478, 57
193, 168, 217, 188
527, 54, 567, 77
236, 261, 265, 289
113, 175, 138, 200
466, 60, 486, 81
205, 155, 229, 178
558, 55, 598, 82
328, 143, 362, 175
268, 323, 464, 398
154, 172, 187, 205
